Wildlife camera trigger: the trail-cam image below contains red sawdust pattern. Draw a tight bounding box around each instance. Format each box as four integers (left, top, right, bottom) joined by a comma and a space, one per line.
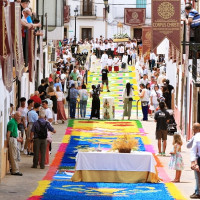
43, 166, 58, 180
27, 196, 42, 200
153, 154, 164, 167
50, 152, 64, 166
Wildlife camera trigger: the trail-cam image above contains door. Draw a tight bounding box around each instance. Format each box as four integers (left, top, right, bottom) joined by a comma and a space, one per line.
82, 28, 92, 41
134, 28, 142, 40
83, 0, 92, 16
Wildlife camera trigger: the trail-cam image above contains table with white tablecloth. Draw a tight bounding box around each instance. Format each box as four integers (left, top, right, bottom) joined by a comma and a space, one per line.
71, 151, 159, 183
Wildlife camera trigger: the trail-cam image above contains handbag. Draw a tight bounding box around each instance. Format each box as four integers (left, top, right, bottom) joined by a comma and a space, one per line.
129, 98, 133, 101
121, 62, 126, 69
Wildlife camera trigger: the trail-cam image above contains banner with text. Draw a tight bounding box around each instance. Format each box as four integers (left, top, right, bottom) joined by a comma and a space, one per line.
64, 5, 70, 23
142, 27, 151, 55
124, 8, 145, 26
151, 0, 181, 52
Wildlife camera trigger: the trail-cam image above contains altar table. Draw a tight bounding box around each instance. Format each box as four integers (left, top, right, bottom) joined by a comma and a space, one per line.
71, 151, 159, 183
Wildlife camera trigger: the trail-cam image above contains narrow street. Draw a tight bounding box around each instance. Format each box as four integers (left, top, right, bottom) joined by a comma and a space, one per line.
0, 65, 195, 200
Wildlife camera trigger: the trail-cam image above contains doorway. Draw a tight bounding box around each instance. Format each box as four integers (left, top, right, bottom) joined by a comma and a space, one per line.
133, 28, 142, 40
82, 28, 92, 41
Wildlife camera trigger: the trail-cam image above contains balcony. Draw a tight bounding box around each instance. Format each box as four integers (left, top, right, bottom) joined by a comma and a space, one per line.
76, 4, 97, 19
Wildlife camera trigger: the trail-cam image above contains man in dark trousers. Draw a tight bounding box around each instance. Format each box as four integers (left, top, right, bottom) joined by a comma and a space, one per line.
154, 102, 170, 156
101, 66, 110, 92
31, 110, 56, 169
38, 79, 46, 101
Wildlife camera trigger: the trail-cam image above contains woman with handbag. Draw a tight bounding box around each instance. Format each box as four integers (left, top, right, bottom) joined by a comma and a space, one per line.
79, 84, 88, 119
55, 86, 67, 123
139, 84, 149, 121
122, 82, 134, 120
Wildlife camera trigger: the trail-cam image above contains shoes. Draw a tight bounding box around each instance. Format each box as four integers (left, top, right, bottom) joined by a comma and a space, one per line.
190, 193, 200, 199
21, 147, 24, 152
29, 152, 34, 156
54, 121, 58, 125
31, 165, 37, 168
162, 152, 166, 156
62, 120, 65, 124
11, 172, 23, 176
107, 90, 110, 92
156, 153, 162, 156
40, 166, 45, 169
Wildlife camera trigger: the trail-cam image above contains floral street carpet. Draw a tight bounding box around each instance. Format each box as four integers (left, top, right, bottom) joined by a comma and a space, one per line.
28, 120, 186, 200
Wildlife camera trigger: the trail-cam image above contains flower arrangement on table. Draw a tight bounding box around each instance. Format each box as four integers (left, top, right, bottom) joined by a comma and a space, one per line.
112, 134, 138, 153
113, 33, 129, 39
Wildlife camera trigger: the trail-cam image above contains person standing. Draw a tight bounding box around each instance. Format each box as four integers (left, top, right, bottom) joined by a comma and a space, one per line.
113, 55, 120, 72
149, 50, 156, 72
101, 66, 110, 92
189, 123, 200, 199
169, 134, 184, 182
41, 100, 53, 124
38, 79, 46, 101
100, 51, 108, 70
18, 97, 28, 152
107, 55, 113, 72
90, 85, 100, 119
27, 103, 40, 155
122, 82, 134, 120
31, 110, 56, 169
7, 111, 23, 176
121, 52, 128, 72
55, 86, 67, 123
69, 84, 79, 119
139, 84, 149, 121
184, 4, 200, 43
154, 102, 170, 156
79, 84, 88, 119
47, 86, 58, 125
30, 91, 42, 105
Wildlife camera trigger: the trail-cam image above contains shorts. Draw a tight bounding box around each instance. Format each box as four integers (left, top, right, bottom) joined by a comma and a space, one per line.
102, 79, 108, 85
156, 130, 167, 140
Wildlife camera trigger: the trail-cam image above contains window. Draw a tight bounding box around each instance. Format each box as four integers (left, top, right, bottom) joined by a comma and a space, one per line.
136, 0, 146, 8
83, 0, 92, 16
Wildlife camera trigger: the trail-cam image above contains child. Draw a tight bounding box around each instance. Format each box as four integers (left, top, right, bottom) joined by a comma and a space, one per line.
169, 134, 184, 182
113, 55, 119, 72
107, 55, 113, 72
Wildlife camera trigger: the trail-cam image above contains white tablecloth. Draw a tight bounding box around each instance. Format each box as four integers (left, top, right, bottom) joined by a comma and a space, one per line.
75, 151, 156, 174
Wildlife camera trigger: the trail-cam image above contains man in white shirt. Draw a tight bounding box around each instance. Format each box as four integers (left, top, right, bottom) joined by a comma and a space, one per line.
41, 100, 53, 124
191, 123, 200, 198
101, 51, 108, 70
189, 123, 200, 198
139, 65, 148, 79
139, 74, 149, 86
150, 50, 156, 72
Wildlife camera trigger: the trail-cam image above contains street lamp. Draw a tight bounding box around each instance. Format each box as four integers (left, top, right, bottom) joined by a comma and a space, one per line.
74, 6, 78, 43
103, 0, 109, 13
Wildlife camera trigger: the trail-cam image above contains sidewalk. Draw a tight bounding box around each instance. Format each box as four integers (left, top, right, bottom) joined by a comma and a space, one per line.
0, 122, 67, 200
141, 116, 195, 200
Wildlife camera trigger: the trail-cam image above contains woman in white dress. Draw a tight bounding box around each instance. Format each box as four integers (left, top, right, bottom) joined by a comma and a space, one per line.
90, 52, 97, 73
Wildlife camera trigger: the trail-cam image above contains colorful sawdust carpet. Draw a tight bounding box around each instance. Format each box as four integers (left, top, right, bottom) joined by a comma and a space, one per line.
28, 120, 186, 200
